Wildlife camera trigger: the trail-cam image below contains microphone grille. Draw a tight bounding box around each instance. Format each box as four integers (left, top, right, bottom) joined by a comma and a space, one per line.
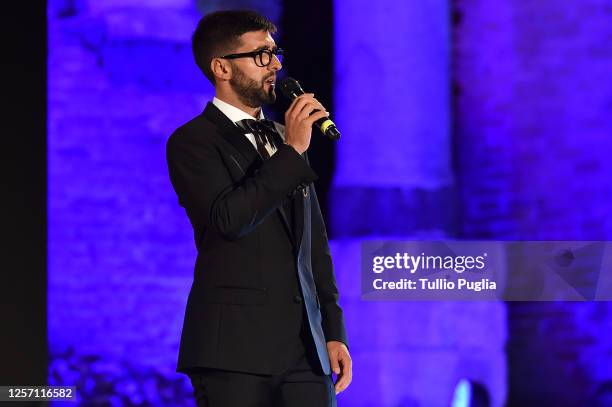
279, 77, 304, 100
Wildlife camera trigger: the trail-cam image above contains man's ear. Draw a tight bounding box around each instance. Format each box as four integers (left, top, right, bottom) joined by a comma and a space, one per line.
211, 58, 231, 82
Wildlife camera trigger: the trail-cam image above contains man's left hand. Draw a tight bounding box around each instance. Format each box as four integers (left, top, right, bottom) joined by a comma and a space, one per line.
326, 340, 352, 394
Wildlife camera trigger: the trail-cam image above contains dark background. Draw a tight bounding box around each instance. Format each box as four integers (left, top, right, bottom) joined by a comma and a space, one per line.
0, 1, 47, 386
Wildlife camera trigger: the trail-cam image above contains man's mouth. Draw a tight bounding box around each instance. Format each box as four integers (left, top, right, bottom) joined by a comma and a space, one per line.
264, 77, 276, 87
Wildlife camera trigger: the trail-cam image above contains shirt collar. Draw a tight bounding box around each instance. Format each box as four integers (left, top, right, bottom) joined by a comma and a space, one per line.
212, 97, 265, 124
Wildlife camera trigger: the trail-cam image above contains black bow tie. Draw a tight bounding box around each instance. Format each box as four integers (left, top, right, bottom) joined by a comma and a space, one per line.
236, 119, 283, 159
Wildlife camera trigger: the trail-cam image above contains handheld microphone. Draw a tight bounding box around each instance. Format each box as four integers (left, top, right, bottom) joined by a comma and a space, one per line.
278, 77, 341, 141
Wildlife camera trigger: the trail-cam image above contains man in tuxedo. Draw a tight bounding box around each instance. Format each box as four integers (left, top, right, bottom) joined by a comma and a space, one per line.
166, 10, 351, 407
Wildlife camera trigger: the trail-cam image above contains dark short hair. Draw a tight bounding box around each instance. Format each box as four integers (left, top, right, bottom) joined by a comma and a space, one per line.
192, 10, 277, 84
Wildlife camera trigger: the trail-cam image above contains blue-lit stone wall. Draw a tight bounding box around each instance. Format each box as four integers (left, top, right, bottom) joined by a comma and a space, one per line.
453, 0, 612, 406
453, 0, 612, 240
332, 1, 507, 407
332, 0, 455, 238
48, 0, 211, 404
453, 0, 612, 405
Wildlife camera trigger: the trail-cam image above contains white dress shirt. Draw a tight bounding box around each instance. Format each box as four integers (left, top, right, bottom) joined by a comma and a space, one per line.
212, 97, 278, 157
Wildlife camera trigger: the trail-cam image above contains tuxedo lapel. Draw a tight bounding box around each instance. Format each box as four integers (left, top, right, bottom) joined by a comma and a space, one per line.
202, 102, 296, 246
202, 102, 259, 168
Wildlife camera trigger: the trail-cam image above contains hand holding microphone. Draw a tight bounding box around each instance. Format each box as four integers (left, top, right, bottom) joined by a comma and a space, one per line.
279, 78, 341, 154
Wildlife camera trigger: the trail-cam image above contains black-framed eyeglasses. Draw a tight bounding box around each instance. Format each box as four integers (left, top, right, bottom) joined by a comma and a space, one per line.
219, 48, 284, 67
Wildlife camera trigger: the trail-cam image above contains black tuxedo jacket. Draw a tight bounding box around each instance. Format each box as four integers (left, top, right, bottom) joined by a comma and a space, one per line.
166, 102, 348, 375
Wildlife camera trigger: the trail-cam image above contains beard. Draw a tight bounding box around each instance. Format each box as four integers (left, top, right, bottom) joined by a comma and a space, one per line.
229, 64, 276, 108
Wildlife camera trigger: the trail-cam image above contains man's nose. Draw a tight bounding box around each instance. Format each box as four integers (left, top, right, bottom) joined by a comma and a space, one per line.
269, 54, 282, 71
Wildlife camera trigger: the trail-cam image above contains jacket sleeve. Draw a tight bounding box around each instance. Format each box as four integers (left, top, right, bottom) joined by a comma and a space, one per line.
166, 130, 317, 241
309, 184, 349, 348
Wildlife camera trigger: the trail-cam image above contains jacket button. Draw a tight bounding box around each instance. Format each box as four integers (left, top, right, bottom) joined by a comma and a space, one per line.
293, 295, 303, 303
